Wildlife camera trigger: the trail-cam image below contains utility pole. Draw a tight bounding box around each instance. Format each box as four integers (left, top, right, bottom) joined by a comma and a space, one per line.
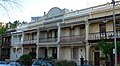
111, 0, 117, 66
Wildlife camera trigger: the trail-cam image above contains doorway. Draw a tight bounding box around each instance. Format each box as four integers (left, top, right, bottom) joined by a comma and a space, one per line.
94, 52, 100, 66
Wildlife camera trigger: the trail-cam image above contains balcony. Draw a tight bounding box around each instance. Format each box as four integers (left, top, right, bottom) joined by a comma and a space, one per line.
12, 41, 22, 44
2, 42, 11, 45
88, 30, 120, 42
64, 8, 91, 18
2, 42, 11, 48
23, 39, 37, 44
11, 40, 22, 45
39, 37, 57, 43
60, 35, 85, 44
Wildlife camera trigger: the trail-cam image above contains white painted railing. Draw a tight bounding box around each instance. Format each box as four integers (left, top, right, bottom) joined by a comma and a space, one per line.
90, 1, 120, 13
12, 38, 22, 45
23, 39, 37, 44
16, 20, 44, 30
64, 8, 91, 18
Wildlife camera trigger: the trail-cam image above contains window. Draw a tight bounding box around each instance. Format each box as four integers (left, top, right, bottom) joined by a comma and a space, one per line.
73, 47, 78, 59
99, 23, 106, 38
18, 35, 22, 42
99, 23, 106, 33
49, 30, 52, 38
40, 31, 47, 38
80, 25, 85, 35
3, 38, 5, 42
54, 29, 58, 38
32, 32, 37, 40
116, 20, 120, 31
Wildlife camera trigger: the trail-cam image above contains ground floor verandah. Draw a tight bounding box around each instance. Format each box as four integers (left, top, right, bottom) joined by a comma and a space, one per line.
9, 43, 102, 66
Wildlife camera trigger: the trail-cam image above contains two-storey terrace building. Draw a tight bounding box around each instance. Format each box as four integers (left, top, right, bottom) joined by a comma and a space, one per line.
0, 28, 16, 60
9, 1, 120, 65
88, 1, 120, 65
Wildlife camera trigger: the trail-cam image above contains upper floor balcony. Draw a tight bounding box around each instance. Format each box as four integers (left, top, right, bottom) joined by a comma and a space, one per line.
11, 39, 22, 45
60, 35, 85, 44
39, 37, 57, 43
11, 35, 22, 45
2, 37, 11, 47
23, 39, 37, 44
88, 30, 120, 43
23, 32, 37, 44
1, 41, 11, 48
2, 42, 11, 46
39, 29, 58, 43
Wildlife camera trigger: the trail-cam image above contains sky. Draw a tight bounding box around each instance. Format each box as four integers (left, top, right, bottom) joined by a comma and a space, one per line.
0, 0, 119, 23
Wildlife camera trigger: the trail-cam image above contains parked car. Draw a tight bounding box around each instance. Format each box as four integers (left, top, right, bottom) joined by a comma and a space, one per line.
32, 59, 53, 66
7, 61, 25, 66
81, 64, 92, 66
0, 61, 7, 66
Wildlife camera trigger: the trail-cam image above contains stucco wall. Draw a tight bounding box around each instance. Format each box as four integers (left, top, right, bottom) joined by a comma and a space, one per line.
61, 28, 70, 36
60, 47, 71, 60
89, 47, 94, 62
89, 21, 113, 33
78, 47, 85, 60
10, 48, 23, 61
90, 7, 120, 19
74, 26, 80, 35
106, 21, 113, 31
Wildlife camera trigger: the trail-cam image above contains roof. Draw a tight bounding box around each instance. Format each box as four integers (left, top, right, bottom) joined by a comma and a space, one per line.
31, 16, 41, 22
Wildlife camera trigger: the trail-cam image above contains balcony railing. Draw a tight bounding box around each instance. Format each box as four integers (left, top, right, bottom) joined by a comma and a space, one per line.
23, 39, 37, 44
39, 37, 57, 43
89, 30, 120, 40
2, 42, 11, 47
12, 40, 22, 44
2, 42, 11, 45
60, 35, 85, 43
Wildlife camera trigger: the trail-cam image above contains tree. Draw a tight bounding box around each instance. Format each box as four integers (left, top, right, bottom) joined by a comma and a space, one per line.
0, 27, 6, 45
98, 39, 120, 65
11, 20, 21, 28
0, 27, 6, 34
18, 54, 32, 66
6, 20, 22, 29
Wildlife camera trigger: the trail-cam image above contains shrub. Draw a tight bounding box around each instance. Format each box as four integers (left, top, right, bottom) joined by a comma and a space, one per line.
67, 61, 77, 66
17, 54, 32, 66
56, 60, 77, 66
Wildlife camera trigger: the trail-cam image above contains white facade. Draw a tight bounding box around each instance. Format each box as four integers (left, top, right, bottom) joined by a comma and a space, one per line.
9, 2, 120, 66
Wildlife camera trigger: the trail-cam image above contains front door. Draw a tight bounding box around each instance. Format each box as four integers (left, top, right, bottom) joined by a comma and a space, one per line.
52, 47, 57, 59
94, 52, 100, 66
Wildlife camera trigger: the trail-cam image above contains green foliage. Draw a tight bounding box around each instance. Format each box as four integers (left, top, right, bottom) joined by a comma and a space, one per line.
0, 27, 6, 44
98, 39, 114, 55
98, 40, 120, 55
6, 20, 27, 29
98, 39, 120, 62
56, 60, 77, 66
116, 41, 120, 53
0, 34, 2, 44
0, 27, 6, 34
18, 54, 32, 66
10, 20, 21, 28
